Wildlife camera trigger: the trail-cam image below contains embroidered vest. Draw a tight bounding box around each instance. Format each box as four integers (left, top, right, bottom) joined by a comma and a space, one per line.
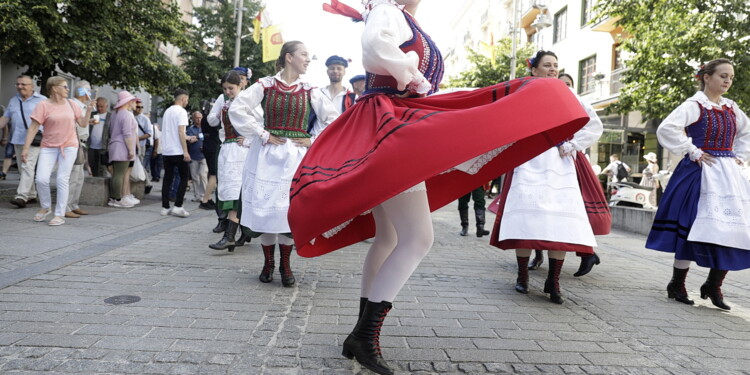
262, 81, 312, 138
221, 98, 240, 142
364, 10, 444, 96
686, 103, 738, 157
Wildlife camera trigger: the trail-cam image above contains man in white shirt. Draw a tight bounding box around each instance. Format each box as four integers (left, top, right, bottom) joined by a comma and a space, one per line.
65, 80, 94, 218
160, 89, 191, 218
321, 55, 354, 115
134, 99, 153, 193
602, 153, 631, 182
88, 97, 109, 177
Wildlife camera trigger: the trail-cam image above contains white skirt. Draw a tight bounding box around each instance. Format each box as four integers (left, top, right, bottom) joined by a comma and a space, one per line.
498, 147, 597, 247
217, 142, 248, 202
688, 157, 750, 249
240, 138, 308, 233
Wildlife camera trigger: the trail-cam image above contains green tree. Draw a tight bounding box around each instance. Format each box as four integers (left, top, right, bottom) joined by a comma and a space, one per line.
595, 0, 750, 120
0, 0, 192, 97
182, 1, 275, 108
445, 38, 535, 88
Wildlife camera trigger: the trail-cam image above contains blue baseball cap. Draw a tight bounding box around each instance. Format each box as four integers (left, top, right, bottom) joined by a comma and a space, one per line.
325, 55, 348, 67
349, 74, 365, 84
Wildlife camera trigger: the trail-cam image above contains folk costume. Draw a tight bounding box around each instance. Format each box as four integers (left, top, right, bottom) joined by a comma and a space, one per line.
209, 96, 250, 253
288, 1, 590, 374
489, 93, 606, 303
228, 72, 337, 287
646, 91, 750, 310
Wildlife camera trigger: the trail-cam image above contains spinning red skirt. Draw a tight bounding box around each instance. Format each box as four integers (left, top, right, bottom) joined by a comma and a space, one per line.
289, 77, 590, 257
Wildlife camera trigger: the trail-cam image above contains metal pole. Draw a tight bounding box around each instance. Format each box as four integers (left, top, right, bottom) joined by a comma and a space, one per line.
509, 0, 520, 80
233, 0, 244, 68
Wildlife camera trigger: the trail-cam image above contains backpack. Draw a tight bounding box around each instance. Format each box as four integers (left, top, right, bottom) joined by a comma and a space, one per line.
615, 161, 629, 181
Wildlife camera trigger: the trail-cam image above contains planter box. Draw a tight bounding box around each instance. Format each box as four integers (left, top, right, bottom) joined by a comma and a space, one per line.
610, 206, 656, 236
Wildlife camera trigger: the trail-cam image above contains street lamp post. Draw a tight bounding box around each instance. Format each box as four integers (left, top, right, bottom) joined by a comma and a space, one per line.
509, 0, 520, 80
233, 0, 244, 68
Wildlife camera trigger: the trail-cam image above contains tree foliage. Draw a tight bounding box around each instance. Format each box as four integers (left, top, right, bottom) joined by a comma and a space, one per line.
182, 0, 275, 109
0, 0, 192, 97
445, 38, 535, 88
595, 0, 750, 120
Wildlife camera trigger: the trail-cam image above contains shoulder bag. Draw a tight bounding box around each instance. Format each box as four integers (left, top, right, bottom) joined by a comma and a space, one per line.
19, 98, 43, 147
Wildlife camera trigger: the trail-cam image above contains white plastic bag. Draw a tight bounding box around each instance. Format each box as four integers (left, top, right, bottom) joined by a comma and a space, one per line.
130, 158, 147, 182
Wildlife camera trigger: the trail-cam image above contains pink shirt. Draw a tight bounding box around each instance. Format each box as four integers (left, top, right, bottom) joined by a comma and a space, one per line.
30, 99, 82, 150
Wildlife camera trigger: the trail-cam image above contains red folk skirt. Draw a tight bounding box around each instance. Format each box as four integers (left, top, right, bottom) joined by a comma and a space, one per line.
288, 77, 590, 257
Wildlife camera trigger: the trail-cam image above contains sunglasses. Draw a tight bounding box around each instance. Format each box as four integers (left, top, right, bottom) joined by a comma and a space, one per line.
136, 106, 144, 109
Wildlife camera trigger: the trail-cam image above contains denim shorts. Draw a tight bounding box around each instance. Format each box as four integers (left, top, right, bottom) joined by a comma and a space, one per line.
4, 143, 14, 159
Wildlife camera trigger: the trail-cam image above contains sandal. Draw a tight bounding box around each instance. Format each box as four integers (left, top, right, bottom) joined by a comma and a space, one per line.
33, 209, 51, 222
48, 216, 65, 226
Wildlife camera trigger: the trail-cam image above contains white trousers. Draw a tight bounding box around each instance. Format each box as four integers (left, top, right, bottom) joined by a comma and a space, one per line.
14, 144, 40, 201
36, 147, 77, 217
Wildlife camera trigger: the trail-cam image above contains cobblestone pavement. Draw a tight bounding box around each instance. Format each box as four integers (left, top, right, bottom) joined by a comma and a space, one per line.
1, 191, 750, 374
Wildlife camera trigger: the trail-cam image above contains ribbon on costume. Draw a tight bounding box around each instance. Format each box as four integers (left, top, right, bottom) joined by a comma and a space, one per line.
323, 0, 364, 22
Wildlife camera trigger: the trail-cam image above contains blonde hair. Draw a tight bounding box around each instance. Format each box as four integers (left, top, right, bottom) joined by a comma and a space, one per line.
275, 41, 304, 72
45, 76, 68, 94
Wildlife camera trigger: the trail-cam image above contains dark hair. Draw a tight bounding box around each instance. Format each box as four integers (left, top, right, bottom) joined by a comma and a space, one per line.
221, 70, 243, 86
528, 50, 557, 69
275, 41, 304, 72
696, 58, 733, 90
174, 88, 189, 99
559, 73, 575, 88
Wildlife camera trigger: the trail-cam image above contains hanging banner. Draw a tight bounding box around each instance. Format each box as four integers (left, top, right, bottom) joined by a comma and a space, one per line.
252, 9, 263, 44
262, 25, 284, 63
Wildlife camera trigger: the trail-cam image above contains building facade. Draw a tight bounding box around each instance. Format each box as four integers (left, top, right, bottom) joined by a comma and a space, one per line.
444, 0, 659, 176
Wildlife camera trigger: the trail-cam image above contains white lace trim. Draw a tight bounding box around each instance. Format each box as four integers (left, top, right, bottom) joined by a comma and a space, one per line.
689, 91, 735, 110
259, 74, 312, 91
442, 143, 513, 175
320, 210, 373, 239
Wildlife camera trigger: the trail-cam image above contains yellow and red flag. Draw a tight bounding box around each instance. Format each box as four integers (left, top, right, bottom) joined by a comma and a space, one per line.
262, 24, 284, 63
252, 9, 263, 44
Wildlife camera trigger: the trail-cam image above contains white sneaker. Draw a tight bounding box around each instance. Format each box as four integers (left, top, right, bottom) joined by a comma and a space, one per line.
107, 198, 115, 207
169, 206, 190, 218
111, 199, 134, 208
160, 207, 171, 216
123, 194, 140, 205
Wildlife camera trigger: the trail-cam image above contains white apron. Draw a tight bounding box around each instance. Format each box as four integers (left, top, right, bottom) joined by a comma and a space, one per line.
498, 147, 597, 247
217, 142, 248, 202
240, 138, 308, 233
688, 157, 750, 249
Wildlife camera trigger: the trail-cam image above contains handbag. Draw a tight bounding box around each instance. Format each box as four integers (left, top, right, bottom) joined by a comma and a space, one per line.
19, 98, 42, 146
74, 145, 86, 165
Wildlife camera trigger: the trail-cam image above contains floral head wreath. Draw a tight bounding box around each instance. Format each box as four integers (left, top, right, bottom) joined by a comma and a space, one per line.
527, 57, 537, 68
694, 64, 705, 80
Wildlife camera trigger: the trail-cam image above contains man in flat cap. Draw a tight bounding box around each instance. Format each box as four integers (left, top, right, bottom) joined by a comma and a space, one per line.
322, 55, 355, 114
349, 74, 366, 99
